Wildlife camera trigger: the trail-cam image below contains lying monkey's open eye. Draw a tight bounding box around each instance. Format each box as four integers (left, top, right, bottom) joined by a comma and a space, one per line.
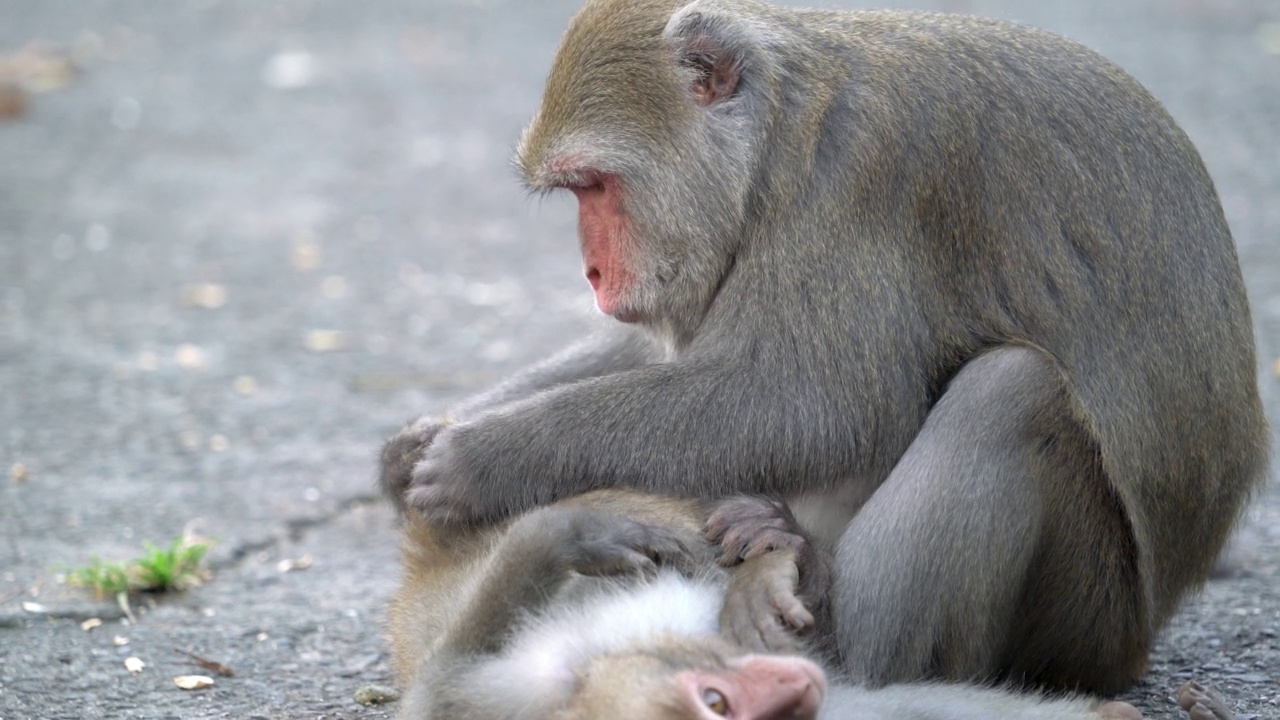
702, 688, 729, 716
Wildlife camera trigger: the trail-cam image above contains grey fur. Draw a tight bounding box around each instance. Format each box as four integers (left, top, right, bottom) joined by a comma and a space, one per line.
388, 0, 1268, 694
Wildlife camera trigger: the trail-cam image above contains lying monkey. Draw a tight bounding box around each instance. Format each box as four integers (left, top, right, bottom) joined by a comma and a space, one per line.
385, 489, 1230, 719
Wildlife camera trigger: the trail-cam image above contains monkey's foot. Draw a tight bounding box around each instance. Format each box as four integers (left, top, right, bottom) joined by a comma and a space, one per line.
1178, 681, 1232, 720
706, 496, 807, 566
1096, 701, 1143, 719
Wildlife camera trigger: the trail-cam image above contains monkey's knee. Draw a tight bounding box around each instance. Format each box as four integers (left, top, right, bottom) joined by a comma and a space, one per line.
1002, 464, 1148, 692
832, 344, 1144, 689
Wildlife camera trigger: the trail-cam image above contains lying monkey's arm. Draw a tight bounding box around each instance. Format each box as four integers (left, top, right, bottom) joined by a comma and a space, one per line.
710, 497, 835, 663
401, 504, 696, 719
432, 504, 693, 657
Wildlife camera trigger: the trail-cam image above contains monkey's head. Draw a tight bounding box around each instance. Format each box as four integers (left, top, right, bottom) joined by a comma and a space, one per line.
516, 0, 775, 342
555, 635, 826, 720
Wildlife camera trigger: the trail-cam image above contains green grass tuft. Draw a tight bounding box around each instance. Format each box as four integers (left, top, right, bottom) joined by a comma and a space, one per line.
134, 537, 209, 591
65, 534, 210, 598
65, 557, 132, 596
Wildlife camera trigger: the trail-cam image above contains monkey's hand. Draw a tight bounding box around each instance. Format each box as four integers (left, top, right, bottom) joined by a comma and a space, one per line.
709, 497, 834, 657
405, 422, 503, 527
499, 504, 703, 585
379, 416, 449, 517
706, 496, 808, 567
557, 507, 701, 579
720, 548, 813, 655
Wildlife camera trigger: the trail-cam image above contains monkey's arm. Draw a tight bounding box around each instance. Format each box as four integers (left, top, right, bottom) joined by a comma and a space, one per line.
408, 358, 846, 525
450, 324, 660, 419
439, 504, 689, 655
379, 325, 658, 514
401, 504, 696, 719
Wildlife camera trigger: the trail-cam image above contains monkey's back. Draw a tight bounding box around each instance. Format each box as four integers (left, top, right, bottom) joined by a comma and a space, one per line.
762, 7, 1268, 626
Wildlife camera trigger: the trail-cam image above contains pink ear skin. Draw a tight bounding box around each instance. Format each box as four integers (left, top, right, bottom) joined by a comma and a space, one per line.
684, 36, 740, 107
679, 655, 826, 719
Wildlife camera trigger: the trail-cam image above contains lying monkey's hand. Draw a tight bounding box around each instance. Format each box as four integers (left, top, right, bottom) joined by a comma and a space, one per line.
720, 548, 813, 655
500, 504, 702, 581
378, 415, 450, 517
709, 496, 835, 659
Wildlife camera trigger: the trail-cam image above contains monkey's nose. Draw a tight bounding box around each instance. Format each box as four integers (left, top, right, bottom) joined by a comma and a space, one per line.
737, 655, 826, 719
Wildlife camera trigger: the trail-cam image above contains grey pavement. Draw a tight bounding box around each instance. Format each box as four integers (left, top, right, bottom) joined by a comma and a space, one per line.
0, 0, 1277, 718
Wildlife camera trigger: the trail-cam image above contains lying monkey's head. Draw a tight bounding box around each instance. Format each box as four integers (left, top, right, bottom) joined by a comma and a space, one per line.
555, 633, 827, 720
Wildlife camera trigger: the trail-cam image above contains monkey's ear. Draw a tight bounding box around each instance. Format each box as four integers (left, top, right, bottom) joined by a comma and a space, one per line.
665, 8, 750, 108
681, 36, 740, 107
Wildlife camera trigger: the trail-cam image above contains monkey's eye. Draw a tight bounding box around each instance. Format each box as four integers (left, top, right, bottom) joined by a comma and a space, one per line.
562, 174, 606, 194
570, 180, 605, 193
701, 688, 730, 716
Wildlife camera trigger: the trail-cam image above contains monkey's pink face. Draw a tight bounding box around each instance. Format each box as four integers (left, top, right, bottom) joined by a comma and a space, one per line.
568, 174, 643, 323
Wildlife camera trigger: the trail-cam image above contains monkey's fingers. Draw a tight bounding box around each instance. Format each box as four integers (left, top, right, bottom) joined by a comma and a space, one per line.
1177, 681, 1233, 720
377, 415, 449, 513
749, 550, 814, 632
566, 513, 693, 578
767, 581, 814, 632
572, 546, 659, 578
406, 428, 508, 528
720, 550, 812, 654
648, 536, 707, 577
720, 584, 779, 653
705, 496, 783, 541
706, 497, 805, 566
405, 481, 458, 521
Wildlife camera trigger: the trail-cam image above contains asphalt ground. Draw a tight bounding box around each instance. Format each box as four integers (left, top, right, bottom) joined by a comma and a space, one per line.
0, 0, 1277, 718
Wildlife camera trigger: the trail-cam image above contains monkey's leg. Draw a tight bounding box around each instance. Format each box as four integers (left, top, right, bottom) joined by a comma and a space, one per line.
833, 346, 1145, 693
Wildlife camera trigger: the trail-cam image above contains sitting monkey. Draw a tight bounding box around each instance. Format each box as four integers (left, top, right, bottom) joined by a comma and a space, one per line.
386, 0, 1270, 695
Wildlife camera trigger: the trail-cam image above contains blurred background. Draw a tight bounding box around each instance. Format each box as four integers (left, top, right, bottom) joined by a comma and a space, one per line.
1, 0, 1278, 717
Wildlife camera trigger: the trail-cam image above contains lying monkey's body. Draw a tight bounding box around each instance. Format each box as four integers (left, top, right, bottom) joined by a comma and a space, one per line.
386, 0, 1268, 693
386, 490, 1231, 720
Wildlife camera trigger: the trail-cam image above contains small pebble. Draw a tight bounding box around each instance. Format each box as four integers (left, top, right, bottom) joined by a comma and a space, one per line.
353, 684, 400, 706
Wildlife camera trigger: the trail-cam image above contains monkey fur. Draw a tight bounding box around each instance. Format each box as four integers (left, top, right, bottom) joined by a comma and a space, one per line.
385, 489, 1232, 720
385, 0, 1268, 693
